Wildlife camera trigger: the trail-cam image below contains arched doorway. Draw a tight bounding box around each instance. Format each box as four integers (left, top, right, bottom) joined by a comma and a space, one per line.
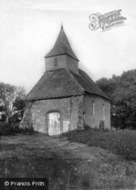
47, 112, 61, 136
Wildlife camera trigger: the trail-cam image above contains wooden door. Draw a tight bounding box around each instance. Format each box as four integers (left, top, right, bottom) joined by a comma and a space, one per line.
48, 112, 61, 136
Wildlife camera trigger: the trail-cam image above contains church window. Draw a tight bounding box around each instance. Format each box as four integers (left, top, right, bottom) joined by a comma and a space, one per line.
54, 57, 58, 66
92, 100, 95, 116
103, 104, 105, 119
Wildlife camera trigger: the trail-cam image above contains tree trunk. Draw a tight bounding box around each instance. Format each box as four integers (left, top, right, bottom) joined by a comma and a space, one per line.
6, 116, 9, 123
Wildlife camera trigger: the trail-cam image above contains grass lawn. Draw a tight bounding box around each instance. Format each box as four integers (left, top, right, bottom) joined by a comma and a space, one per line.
0, 132, 136, 189
62, 128, 136, 161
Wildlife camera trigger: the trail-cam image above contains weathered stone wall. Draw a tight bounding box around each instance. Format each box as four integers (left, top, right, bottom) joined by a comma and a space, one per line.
21, 95, 84, 134
70, 96, 84, 130
19, 102, 33, 130
84, 95, 111, 129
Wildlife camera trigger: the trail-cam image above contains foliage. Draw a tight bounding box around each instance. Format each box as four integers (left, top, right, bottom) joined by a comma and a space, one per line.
0, 122, 34, 136
0, 82, 26, 123
63, 129, 136, 161
96, 69, 136, 129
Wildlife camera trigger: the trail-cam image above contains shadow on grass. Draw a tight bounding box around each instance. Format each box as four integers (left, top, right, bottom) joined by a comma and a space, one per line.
0, 152, 87, 189
0, 137, 88, 190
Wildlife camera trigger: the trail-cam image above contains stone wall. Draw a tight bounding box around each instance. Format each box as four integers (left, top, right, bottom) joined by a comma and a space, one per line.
20, 95, 84, 134
70, 96, 84, 130
19, 102, 33, 130
84, 95, 111, 129
20, 95, 110, 134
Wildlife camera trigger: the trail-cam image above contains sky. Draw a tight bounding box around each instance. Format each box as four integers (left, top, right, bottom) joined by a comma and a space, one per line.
0, 0, 136, 92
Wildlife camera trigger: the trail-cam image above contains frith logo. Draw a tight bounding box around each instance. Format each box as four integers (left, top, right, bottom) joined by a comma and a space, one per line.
89, 9, 126, 31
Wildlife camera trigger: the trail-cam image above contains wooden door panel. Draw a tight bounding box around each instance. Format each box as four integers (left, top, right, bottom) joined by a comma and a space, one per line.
48, 112, 61, 136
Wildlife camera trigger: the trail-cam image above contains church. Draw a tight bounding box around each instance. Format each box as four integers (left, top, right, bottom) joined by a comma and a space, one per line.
21, 26, 111, 136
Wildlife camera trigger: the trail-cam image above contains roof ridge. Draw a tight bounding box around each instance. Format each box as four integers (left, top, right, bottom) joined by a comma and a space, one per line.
67, 70, 84, 93
72, 69, 110, 100
71, 70, 93, 92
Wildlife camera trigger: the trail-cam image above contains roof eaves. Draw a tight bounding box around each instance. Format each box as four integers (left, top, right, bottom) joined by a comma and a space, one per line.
27, 94, 84, 102
84, 91, 111, 101
45, 52, 79, 61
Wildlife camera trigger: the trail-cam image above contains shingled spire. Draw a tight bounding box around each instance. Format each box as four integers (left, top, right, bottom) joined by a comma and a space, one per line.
45, 26, 79, 61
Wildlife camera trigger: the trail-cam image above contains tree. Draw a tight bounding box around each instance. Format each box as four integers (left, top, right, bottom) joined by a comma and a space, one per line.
112, 70, 136, 129
96, 75, 119, 99
0, 82, 26, 123
96, 70, 136, 129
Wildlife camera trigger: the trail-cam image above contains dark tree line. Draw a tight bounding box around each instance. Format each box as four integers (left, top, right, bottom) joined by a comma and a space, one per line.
96, 69, 136, 129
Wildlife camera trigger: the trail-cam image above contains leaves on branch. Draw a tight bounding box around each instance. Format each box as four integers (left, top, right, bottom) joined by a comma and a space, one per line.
0, 82, 26, 123
96, 69, 136, 129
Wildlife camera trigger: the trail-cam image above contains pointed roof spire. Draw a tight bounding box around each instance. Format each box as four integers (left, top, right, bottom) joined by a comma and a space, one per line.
61, 24, 63, 30
45, 26, 79, 61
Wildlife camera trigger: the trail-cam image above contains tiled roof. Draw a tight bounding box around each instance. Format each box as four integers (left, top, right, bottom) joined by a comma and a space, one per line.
71, 69, 110, 100
27, 69, 83, 101
27, 69, 110, 101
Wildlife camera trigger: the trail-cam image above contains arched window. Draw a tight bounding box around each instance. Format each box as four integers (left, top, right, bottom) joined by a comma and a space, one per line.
54, 57, 58, 67
92, 100, 95, 116
103, 104, 105, 119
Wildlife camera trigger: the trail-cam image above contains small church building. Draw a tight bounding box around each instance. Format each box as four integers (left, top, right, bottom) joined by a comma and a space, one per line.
21, 26, 111, 136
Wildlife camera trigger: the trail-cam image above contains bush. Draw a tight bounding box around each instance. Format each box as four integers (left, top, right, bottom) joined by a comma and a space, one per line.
0, 122, 13, 135
0, 122, 34, 136
62, 128, 136, 160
